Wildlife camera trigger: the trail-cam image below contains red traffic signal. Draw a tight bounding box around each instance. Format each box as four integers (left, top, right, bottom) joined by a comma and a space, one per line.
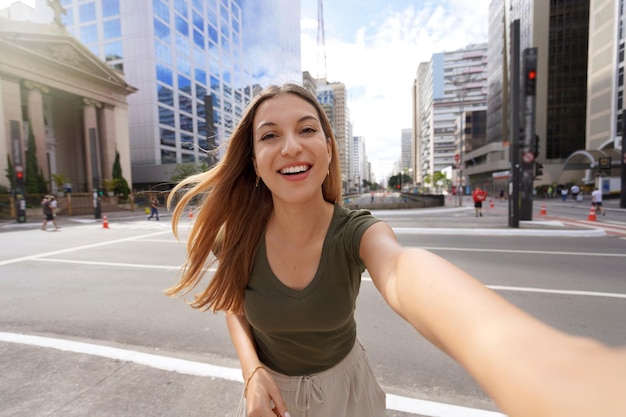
527, 70, 536, 80
16, 171, 23, 179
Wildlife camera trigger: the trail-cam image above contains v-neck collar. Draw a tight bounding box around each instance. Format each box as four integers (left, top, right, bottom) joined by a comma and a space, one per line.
259, 204, 339, 299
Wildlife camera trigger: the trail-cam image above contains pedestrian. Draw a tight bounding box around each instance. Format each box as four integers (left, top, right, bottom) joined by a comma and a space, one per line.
547, 185, 553, 199
591, 187, 605, 216
499, 188, 504, 201
472, 186, 488, 217
41, 195, 59, 231
165, 84, 626, 417
561, 187, 568, 202
570, 184, 580, 201
147, 196, 159, 220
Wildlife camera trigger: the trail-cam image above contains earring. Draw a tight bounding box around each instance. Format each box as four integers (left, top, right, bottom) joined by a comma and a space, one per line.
255, 176, 260, 187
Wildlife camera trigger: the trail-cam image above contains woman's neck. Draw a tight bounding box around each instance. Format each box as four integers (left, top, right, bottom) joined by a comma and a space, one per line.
268, 200, 335, 245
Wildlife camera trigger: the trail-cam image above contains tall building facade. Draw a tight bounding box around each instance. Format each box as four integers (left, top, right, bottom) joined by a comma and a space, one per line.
53, 0, 301, 185
414, 44, 488, 187
352, 135, 367, 192
400, 128, 413, 179
316, 80, 351, 191
587, 0, 624, 150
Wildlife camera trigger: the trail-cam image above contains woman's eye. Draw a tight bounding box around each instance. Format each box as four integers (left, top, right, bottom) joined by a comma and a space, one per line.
260, 132, 276, 141
301, 127, 317, 134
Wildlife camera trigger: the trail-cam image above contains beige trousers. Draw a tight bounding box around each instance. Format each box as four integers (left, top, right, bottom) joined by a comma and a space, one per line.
237, 341, 386, 417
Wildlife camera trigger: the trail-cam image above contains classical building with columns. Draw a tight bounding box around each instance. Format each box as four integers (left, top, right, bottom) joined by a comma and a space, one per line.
0, 16, 137, 195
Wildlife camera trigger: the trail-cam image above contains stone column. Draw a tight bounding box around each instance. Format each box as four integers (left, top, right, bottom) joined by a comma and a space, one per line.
98, 103, 117, 180
24, 80, 50, 181
82, 98, 102, 192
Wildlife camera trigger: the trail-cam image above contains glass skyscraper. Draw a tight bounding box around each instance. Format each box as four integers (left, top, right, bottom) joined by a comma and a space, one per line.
59, 0, 301, 185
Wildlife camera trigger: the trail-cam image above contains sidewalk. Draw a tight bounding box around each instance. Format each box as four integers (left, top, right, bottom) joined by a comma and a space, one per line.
2, 196, 624, 236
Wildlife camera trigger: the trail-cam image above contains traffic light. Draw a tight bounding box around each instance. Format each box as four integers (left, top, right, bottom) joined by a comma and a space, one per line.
533, 134, 540, 158
14, 165, 25, 193
534, 162, 544, 178
523, 48, 537, 96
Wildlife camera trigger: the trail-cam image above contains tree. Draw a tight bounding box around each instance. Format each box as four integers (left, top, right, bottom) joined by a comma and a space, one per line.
111, 151, 130, 199
387, 173, 413, 191
169, 162, 209, 184
25, 124, 48, 195
5, 154, 14, 190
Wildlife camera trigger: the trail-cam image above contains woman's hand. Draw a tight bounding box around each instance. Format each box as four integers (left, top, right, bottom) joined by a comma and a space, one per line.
245, 367, 290, 417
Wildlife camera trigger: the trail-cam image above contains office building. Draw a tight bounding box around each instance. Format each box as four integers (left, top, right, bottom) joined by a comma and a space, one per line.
41, 0, 301, 186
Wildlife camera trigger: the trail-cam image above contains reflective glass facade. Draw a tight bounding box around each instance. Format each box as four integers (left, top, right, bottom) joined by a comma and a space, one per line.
60, 0, 301, 184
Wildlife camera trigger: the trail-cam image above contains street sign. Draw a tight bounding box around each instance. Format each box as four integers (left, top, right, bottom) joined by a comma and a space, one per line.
522, 151, 535, 164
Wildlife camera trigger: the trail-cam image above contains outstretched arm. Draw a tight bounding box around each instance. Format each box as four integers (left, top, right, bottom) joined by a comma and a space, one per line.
225, 313, 289, 417
361, 221, 626, 417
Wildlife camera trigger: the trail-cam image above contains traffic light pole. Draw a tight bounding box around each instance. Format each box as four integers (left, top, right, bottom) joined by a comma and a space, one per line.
520, 47, 538, 220
10, 120, 27, 223
509, 20, 520, 228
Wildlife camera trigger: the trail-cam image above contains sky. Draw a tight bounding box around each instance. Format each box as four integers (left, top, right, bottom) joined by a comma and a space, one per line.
1, 0, 491, 180
300, 0, 490, 179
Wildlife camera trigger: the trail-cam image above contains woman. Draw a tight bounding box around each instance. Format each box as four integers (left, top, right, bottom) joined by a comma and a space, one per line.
167, 84, 625, 417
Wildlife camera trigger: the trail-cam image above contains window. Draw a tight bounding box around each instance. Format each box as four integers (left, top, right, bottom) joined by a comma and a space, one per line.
161, 149, 177, 164
179, 93, 193, 114
79, 2, 96, 22
160, 128, 176, 146
156, 65, 173, 85
175, 15, 189, 36
180, 114, 194, 132
193, 29, 204, 49
103, 19, 121, 39
157, 85, 174, 106
104, 41, 123, 61
158, 106, 175, 127
153, 0, 169, 22
102, 0, 120, 18
154, 18, 170, 42
80, 24, 97, 44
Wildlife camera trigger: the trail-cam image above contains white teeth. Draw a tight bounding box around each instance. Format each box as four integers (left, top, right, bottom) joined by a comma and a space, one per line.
280, 165, 309, 174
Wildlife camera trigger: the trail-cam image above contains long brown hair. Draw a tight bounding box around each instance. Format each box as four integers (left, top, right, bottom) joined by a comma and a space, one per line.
166, 83, 342, 313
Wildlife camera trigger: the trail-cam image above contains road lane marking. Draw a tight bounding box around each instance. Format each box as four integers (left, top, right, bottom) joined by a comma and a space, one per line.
30, 258, 182, 270
0, 231, 171, 266
419, 246, 626, 257
361, 277, 626, 299
392, 227, 605, 237
486, 286, 626, 299
0, 332, 505, 417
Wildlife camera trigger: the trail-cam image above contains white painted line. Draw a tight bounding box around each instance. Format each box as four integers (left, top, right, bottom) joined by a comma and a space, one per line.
487, 285, 626, 299
0, 231, 171, 266
392, 227, 605, 237
0, 332, 242, 381
386, 393, 505, 416
0, 332, 506, 417
419, 246, 626, 257
30, 258, 182, 270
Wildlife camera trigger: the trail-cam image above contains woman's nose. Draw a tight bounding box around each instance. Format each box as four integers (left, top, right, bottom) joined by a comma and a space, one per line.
281, 133, 302, 156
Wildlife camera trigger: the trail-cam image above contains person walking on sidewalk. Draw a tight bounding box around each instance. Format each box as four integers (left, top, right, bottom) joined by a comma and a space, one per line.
591, 187, 605, 216
41, 195, 59, 231
147, 196, 160, 221
472, 187, 488, 217
166, 84, 626, 417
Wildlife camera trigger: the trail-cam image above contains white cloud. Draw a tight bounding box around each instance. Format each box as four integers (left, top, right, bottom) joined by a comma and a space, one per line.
301, 1, 489, 180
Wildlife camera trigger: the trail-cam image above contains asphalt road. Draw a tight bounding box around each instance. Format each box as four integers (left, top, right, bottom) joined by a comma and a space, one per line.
1, 198, 625, 417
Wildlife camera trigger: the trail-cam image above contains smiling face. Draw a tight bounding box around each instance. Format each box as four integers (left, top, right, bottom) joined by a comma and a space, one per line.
252, 93, 332, 205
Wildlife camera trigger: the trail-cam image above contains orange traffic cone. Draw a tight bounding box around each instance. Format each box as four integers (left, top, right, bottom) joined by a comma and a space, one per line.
102, 214, 109, 229
188, 208, 193, 219
540, 203, 547, 215
587, 205, 596, 221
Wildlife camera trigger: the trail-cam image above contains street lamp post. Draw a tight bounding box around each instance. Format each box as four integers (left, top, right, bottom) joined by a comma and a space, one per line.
446, 72, 473, 207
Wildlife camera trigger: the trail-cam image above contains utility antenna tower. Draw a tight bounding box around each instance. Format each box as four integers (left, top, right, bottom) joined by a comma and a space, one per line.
317, 0, 327, 80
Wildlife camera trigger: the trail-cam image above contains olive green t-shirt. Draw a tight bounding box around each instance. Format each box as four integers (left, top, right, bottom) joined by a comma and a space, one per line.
244, 204, 381, 376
